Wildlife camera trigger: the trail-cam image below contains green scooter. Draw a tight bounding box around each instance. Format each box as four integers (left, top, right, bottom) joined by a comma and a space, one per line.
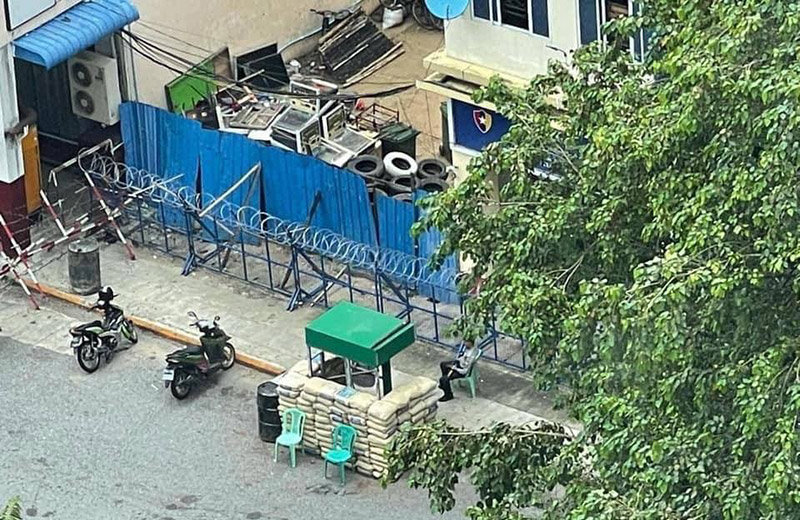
70, 287, 138, 373
162, 312, 236, 400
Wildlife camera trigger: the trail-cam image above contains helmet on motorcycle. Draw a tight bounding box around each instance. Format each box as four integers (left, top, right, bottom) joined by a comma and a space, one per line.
98, 286, 115, 302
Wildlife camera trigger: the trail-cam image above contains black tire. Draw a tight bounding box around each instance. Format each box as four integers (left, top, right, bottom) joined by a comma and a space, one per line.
347, 155, 384, 180
76, 342, 101, 373
430, 13, 444, 30
221, 343, 236, 370
417, 158, 448, 180
412, 0, 436, 30
123, 319, 138, 344
170, 371, 192, 400
419, 178, 449, 193
370, 186, 390, 203
391, 176, 415, 192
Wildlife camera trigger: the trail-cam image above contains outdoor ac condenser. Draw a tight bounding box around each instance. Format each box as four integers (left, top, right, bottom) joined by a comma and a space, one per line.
68, 51, 122, 126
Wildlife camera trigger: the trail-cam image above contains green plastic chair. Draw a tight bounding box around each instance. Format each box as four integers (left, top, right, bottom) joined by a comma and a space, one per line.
454, 348, 483, 398
274, 408, 305, 468
323, 424, 357, 485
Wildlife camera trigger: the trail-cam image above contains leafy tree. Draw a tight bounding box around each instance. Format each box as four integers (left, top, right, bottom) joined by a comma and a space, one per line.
1, 497, 22, 520
386, 0, 800, 518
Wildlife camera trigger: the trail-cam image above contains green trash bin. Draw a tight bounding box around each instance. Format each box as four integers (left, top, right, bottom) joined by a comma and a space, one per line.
380, 123, 420, 159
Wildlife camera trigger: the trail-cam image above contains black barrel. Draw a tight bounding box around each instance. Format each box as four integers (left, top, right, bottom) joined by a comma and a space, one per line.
68, 238, 101, 295
257, 381, 281, 443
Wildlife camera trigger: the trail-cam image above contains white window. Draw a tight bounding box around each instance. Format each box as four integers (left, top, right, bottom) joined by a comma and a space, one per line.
578, 0, 649, 61
473, 0, 549, 38
4, 0, 56, 31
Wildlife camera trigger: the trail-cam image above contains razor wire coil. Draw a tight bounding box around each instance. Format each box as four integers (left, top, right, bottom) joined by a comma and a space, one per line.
84, 155, 460, 291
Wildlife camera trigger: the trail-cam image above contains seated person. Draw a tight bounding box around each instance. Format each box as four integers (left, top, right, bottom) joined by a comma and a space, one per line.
438, 340, 480, 402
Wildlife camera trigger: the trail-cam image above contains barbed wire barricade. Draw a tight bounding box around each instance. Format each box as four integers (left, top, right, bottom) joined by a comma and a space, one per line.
0, 154, 527, 370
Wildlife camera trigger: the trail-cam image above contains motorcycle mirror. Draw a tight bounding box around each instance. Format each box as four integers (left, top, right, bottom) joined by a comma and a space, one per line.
188, 311, 198, 319
214, 316, 221, 323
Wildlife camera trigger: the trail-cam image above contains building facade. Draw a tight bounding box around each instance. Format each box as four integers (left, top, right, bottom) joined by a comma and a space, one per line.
419, 0, 647, 183
0, 0, 374, 252
1, 0, 108, 249
129, 0, 378, 110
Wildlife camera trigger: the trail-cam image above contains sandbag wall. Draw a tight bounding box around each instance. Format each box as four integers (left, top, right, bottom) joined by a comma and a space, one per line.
275, 362, 442, 479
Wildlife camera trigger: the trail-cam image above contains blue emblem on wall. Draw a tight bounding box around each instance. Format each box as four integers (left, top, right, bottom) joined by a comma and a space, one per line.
453, 100, 510, 151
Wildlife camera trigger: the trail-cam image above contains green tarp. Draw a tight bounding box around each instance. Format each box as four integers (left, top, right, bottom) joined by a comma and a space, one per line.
305, 302, 415, 368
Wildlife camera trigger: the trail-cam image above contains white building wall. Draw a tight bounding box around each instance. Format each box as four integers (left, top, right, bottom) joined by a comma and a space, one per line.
0, 0, 83, 46
444, 0, 580, 80
129, 0, 378, 108
1, 0, 83, 183
0, 44, 22, 183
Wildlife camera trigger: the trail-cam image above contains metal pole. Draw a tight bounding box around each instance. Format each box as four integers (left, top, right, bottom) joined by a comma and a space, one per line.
345, 359, 353, 388
381, 362, 392, 395
0, 213, 42, 294
80, 167, 135, 259
40, 190, 67, 237
197, 163, 261, 219
0, 250, 39, 309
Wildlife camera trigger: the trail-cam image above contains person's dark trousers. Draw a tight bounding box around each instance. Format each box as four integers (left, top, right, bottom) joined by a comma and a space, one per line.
438, 361, 466, 401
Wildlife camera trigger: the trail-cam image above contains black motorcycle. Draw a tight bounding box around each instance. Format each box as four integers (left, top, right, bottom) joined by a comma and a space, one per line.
163, 312, 236, 400
69, 287, 138, 373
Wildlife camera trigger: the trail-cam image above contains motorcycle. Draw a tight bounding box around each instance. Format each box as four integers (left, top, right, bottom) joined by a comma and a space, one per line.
163, 312, 236, 400
69, 287, 138, 373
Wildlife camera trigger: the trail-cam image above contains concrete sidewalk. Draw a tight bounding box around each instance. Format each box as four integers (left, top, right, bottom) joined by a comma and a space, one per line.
28, 241, 575, 429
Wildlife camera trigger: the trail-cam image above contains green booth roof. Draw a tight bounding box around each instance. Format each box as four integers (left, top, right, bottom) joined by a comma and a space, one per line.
305, 302, 416, 368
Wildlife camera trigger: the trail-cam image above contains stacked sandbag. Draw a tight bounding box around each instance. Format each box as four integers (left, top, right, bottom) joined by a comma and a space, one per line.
366, 399, 400, 479
276, 371, 307, 416
297, 377, 332, 454
405, 377, 442, 424
296, 378, 321, 454
341, 391, 377, 476
312, 378, 344, 456
272, 369, 440, 480
289, 359, 310, 375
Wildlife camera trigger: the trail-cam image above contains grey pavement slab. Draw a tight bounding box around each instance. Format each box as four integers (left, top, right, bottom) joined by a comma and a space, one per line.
0, 298, 477, 520
27, 241, 575, 428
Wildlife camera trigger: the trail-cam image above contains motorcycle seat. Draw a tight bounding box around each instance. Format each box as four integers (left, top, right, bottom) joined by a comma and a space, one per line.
182, 345, 205, 355
71, 321, 103, 335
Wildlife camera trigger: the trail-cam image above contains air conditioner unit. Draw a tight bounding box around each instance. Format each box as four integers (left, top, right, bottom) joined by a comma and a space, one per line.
68, 51, 122, 125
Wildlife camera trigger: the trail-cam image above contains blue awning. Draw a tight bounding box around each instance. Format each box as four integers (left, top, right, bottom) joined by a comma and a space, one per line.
13, 0, 139, 69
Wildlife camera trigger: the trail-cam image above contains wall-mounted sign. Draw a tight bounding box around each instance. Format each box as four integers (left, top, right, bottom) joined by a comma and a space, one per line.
452, 99, 511, 151
5, 0, 56, 31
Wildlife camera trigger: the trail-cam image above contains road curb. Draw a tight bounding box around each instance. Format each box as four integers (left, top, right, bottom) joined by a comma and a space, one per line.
22, 280, 286, 375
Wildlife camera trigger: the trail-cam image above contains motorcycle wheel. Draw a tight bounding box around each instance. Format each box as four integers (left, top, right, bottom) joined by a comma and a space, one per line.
412, 0, 436, 30
170, 371, 192, 400
122, 319, 139, 344
76, 343, 101, 373
221, 343, 236, 371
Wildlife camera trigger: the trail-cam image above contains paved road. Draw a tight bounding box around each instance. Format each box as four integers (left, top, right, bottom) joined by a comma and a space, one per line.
0, 301, 470, 520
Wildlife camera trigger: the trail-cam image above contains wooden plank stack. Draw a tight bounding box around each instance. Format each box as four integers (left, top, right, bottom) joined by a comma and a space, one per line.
318, 10, 405, 87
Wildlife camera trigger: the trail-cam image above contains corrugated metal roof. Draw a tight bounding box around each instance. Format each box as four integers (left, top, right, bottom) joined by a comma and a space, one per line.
13, 0, 139, 69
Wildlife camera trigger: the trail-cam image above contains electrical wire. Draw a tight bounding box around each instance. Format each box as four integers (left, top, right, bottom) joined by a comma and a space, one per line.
135, 20, 215, 54
122, 30, 415, 101
136, 23, 290, 84
124, 32, 292, 91
129, 30, 212, 61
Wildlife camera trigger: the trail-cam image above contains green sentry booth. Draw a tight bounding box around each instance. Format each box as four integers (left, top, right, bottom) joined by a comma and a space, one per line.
305, 302, 416, 396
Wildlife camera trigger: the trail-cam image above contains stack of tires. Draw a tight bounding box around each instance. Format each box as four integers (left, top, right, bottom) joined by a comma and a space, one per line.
416, 158, 449, 193
347, 154, 450, 203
